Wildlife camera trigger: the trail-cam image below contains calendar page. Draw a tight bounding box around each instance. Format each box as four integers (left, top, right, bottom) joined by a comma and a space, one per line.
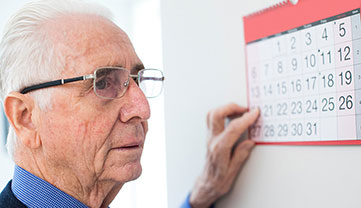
245, 1, 361, 145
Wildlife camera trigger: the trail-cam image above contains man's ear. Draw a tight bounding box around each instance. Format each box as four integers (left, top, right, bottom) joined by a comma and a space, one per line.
4, 92, 41, 149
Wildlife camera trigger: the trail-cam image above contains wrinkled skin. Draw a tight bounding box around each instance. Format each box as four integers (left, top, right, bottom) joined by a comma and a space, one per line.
190, 104, 259, 208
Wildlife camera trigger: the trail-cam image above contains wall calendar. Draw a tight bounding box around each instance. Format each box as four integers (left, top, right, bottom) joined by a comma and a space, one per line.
245, 0, 361, 144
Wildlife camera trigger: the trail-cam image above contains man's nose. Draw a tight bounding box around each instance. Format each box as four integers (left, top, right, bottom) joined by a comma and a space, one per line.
119, 79, 151, 123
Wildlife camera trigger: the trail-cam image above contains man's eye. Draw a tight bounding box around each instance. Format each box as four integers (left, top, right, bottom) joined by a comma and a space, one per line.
96, 79, 108, 90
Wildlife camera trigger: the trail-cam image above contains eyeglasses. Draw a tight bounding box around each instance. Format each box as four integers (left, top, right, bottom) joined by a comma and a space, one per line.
20, 67, 165, 99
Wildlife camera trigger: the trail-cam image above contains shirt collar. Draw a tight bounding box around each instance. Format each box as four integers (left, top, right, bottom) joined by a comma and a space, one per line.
12, 165, 88, 208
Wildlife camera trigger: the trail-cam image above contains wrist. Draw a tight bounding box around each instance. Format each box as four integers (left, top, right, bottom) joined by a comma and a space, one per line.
189, 180, 217, 208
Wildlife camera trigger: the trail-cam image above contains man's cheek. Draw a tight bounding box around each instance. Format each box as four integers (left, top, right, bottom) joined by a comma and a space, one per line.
79, 120, 115, 151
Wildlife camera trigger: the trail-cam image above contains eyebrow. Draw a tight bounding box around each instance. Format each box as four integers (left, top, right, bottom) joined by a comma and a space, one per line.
111, 63, 144, 75
131, 63, 145, 74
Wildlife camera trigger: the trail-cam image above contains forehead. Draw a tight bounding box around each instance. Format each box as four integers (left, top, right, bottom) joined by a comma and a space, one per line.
45, 14, 140, 76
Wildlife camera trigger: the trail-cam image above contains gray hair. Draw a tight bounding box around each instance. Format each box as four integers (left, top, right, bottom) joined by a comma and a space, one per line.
0, 0, 113, 157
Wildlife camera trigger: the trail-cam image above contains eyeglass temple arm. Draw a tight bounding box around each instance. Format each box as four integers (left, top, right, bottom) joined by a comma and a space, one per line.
20, 75, 94, 94
20, 72, 165, 94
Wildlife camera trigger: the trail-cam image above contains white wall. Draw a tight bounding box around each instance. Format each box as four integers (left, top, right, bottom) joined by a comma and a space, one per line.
160, 0, 361, 207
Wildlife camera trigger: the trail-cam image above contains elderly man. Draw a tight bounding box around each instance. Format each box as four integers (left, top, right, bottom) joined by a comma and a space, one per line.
0, 0, 259, 208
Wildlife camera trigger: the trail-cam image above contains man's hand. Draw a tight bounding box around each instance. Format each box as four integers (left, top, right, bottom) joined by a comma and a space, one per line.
189, 103, 260, 208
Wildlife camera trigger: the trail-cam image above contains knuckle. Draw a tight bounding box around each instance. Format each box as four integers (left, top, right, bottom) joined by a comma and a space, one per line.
207, 140, 223, 154
226, 122, 242, 136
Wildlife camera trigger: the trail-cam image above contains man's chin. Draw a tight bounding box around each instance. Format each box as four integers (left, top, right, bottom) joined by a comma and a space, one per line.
125, 162, 142, 182
108, 162, 143, 183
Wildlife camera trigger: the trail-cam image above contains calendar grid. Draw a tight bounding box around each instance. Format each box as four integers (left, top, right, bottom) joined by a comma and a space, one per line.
247, 8, 361, 143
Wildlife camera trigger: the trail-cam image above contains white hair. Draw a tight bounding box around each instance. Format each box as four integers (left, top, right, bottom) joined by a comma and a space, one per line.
0, 0, 113, 157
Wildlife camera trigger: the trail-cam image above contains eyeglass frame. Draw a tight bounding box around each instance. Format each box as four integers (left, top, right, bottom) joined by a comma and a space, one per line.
20, 66, 165, 99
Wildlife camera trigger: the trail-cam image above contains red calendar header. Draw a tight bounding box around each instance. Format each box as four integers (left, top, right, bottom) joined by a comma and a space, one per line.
244, 0, 361, 44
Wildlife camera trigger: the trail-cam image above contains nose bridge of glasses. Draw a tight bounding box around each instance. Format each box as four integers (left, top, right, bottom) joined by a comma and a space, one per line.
130, 74, 138, 80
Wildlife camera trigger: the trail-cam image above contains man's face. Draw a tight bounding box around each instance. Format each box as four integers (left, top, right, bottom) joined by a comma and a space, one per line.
34, 15, 150, 185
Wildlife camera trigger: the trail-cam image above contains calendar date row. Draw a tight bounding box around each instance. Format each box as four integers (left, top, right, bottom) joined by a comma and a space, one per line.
250, 122, 318, 139
249, 44, 356, 81
250, 70, 354, 98
256, 95, 354, 118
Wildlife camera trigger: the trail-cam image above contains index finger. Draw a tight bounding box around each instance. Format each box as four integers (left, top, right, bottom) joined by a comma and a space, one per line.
207, 103, 248, 135
221, 108, 260, 148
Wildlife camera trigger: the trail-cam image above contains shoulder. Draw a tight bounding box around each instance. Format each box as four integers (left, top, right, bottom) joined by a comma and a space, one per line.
0, 180, 27, 208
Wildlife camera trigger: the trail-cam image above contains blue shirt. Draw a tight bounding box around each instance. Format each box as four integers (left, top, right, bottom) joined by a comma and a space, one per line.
181, 194, 193, 208
11, 165, 199, 208
11, 165, 88, 208
181, 193, 215, 208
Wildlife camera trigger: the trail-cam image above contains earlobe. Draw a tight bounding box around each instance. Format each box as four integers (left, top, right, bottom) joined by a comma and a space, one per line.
4, 92, 41, 149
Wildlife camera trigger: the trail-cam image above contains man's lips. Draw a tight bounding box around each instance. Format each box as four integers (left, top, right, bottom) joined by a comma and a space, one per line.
113, 142, 143, 150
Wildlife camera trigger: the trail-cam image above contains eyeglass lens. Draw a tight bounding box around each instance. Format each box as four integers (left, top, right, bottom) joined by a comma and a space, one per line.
94, 67, 164, 99
94, 67, 129, 99
139, 69, 164, 98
